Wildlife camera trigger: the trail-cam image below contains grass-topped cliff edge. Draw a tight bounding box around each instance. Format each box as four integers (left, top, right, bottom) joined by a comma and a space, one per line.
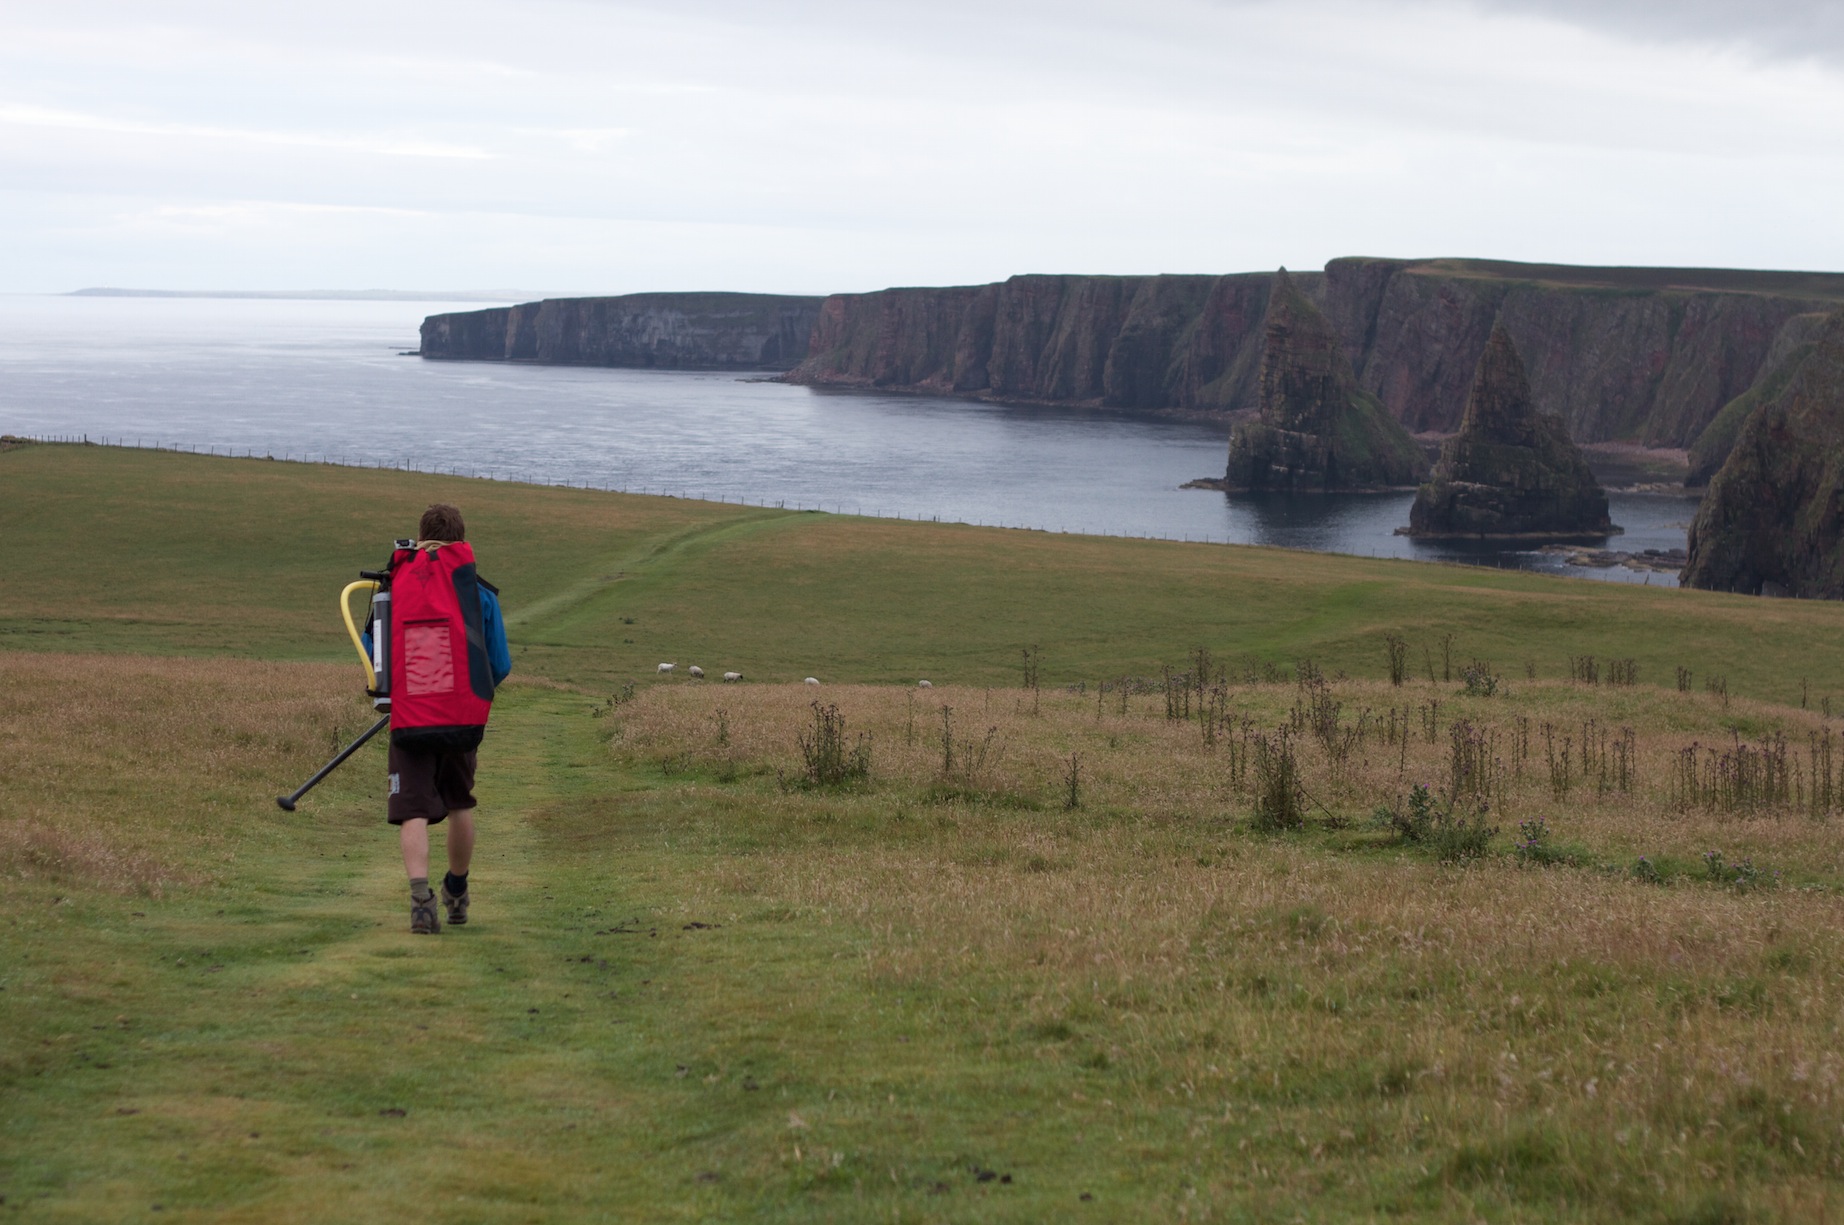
5, 442, 1844, 1222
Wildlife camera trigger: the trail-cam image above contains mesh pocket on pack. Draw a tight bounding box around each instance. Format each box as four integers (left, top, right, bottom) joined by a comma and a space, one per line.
403, 621, 456, 696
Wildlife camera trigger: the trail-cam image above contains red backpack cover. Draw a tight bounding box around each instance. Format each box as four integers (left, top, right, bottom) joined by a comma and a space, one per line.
388, 541, 495, 750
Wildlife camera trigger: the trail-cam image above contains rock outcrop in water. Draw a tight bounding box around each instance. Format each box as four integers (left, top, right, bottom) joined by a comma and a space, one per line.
782, 259, 1844, 446
1223, 273, 1427, 492
420, 293, 824, 370
1681, 310, 1844, 597
1405, 324, 1612, 538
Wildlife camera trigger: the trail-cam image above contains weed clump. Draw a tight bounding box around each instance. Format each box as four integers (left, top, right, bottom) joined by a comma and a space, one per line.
1292, 674, 1358, 767
1672, 734, 1793, 814
1512, 816, 1573, 866
1703, 851, 1778, 892
1446, 719, 1504, 806
1460, 660, 1499, 697
1810, 727, 1837, 816
1250, 730, 1304, 831
1379, 784, 1497, 862
794, 701, 871, 787
937, 705, 1004, 788
1543, 723, 1573, 801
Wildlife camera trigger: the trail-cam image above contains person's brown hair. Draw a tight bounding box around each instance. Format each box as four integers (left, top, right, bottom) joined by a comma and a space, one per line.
418, 503, 466, 543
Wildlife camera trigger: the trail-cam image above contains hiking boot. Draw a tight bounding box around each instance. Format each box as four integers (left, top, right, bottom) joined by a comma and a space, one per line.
441, 881, 469, 927
410, 889, 442, 935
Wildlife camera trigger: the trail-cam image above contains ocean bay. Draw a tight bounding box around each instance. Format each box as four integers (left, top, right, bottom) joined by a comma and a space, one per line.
0, 294, 1692, 584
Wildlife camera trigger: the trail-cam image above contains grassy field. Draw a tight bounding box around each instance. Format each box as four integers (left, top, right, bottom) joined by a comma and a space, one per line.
6, 442, 1844, 1222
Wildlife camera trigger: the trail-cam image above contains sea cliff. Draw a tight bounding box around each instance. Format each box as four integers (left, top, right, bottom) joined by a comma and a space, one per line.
1681, 309, 1844, 597
1224, 272, 1426, 492
785, 260, 1844, 447
420, 292, 824, 371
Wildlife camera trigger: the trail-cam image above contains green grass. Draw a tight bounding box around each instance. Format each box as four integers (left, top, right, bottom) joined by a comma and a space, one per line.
6, 442, 1844, 1222
5, 444, 1843, 701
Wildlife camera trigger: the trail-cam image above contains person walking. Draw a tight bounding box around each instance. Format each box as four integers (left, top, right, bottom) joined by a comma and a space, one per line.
372, 503, 511, 934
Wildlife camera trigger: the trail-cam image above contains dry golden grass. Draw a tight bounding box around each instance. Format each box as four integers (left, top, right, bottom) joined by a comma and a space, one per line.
601, 677, 1844, 1210
613, 675, 1844, 876
0, 652, 362, 893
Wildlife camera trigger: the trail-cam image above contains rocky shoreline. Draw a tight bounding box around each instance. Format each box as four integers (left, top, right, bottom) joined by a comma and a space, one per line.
1541, 544, 1687, 573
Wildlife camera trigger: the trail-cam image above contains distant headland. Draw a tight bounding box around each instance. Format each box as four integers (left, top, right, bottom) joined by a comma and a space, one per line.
70, 288, 546, 303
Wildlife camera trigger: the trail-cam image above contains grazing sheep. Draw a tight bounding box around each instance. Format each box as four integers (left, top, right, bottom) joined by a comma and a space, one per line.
688, 666, 704, 678
657, 663, 675, 673
917, 679, 933, 688
804, 677, 820, 685
722, 671, 743, 683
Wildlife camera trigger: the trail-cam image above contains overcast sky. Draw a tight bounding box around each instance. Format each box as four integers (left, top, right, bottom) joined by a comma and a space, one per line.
5, 0, 1843, 294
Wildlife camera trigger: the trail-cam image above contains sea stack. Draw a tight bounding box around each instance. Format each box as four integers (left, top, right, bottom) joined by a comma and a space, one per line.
1404, 323, 1613, 538
1681, 309, 1844, 596
1224, 271, 1426, 492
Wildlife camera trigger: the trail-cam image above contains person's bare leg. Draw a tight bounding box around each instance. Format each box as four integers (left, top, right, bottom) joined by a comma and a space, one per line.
439, 809, 476, 925
401, 817, 441, 932
399, 818, 430, 880
445, 808, 476, 876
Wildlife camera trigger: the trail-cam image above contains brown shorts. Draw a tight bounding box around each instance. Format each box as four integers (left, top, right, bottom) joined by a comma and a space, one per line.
387, 743, 477, 826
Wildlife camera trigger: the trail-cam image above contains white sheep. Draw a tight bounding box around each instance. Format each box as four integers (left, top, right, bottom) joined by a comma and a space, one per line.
804, 677, 820, 685
657, 663, 675, 673
917, 679, 933, 688
688, 666, 704, 678
722, 671, 743, 683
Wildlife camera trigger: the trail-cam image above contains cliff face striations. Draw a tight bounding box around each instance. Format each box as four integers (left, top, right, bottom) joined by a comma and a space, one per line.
783, 260, 1844, 446
420, 293, 824, 370
1685, 311, 1833, 486
418, 262, 1844, 450
1223, 273, 1428, 492
1681, 311, 1844, 597
790, 273, 1275, 409
1406, 323, 1612, 538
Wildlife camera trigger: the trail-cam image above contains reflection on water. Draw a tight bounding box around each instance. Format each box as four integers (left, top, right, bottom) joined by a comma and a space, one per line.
0, 294, 1697, 586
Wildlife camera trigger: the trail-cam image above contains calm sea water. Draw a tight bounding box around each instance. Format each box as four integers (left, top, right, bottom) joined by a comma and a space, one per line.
0, 295, 1694, 585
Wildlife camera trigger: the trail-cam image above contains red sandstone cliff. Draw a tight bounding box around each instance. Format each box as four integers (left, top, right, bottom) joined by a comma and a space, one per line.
784, 260, 1844, 446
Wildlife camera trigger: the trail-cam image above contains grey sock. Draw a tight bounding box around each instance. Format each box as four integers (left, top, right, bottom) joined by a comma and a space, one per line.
410, 876, 433, 901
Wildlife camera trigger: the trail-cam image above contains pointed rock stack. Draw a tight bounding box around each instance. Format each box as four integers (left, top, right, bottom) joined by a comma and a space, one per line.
1405, 323, 1613, 538
1224, 271, 1426, 492
1682, 309, 1844, 596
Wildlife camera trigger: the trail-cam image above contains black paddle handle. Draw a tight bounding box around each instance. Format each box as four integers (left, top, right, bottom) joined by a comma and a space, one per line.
276, 714, 390, 811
